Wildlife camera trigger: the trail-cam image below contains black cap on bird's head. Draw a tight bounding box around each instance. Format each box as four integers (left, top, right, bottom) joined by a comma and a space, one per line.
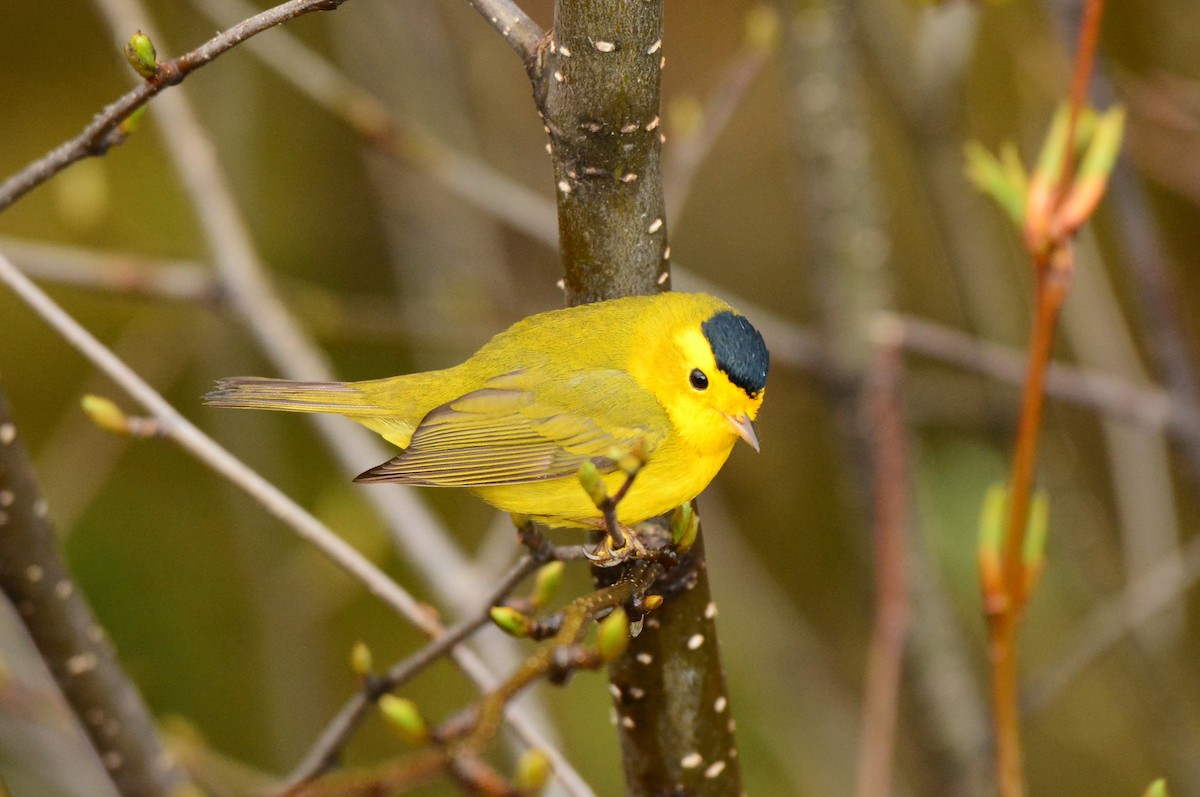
701, 310, 769, 398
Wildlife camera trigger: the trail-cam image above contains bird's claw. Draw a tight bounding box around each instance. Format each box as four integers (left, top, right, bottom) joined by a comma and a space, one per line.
585, 529, 651, 567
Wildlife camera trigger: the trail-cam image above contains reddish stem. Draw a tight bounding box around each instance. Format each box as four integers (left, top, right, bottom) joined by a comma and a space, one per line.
989, 250, 1072, 797
986, 3, 1105, 794
854, 339, 912, 797
1057, 0, 1106, 206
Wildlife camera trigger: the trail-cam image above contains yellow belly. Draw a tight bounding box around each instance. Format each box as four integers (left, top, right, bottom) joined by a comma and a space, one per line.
472, 438, 733, 527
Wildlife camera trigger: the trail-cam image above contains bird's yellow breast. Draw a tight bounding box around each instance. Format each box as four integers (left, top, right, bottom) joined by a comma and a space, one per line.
472, 434, 735, 526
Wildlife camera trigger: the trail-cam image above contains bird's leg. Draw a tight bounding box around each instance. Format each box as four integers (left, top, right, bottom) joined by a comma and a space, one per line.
602, 470, 638, 549
577, 449, 648, 565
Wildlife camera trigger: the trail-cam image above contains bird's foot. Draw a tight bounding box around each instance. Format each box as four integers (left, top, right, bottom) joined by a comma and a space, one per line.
585, 524, 652, 567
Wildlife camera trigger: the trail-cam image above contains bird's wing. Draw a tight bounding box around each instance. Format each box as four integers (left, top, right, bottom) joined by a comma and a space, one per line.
354, 369, 666, 486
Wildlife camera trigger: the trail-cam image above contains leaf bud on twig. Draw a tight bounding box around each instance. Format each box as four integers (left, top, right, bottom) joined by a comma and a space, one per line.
124, 31, 158, 79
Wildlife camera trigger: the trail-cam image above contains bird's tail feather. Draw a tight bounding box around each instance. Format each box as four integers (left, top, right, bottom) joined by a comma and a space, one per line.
204, 377, 381, 416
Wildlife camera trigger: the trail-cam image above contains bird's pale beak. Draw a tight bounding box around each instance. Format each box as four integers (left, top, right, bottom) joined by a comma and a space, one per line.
725, 412, 760, 452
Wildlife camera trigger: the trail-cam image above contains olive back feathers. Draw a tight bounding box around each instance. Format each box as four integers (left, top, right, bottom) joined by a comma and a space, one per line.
204, 292, 769, 525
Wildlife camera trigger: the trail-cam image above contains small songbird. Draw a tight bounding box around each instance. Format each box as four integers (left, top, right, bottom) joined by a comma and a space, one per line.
205, 292, 768, 541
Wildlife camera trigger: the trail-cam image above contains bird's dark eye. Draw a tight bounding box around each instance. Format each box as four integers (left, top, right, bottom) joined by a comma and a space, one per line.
689, 368, 709, 391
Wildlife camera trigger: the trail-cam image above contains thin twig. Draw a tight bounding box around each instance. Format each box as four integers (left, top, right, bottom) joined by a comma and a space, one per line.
0, 0, 348, 213
853, 324, 911, 797
0, 250, 590, 796
287, 554, 543, 785
986, 3, 1107, 794
891, 313, 1200, 439
1054, 0, 1105, 212
1, 236, 494, 348
90, 0, 486, 616
464, 0, 544, 61
0, 249, 430, 632
664, 31, 771, 226
189, 0, 559, 249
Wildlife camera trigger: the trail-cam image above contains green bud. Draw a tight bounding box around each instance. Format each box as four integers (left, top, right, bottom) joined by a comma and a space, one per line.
490, 606, 534, 638
124, 31, 158, 79
168, 787, 207, 797
82, 394, 131, 436
744, 5, 780, 53
977, 484, 1008, 597
1142, 779, 1168, 797
513, 748, 552, 792
118, 106, 148, 137
597, 607, 630, 663
577, 461, 608, 508
378, 695, 429, 746
350, 641, 373, 679
671, 503, 700, 553
616, 451, 645, 478
1024, 491, 1050, 567
530, 561, 565, 610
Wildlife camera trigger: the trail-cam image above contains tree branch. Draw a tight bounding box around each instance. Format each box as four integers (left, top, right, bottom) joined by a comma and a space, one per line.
0, 247, 593, 795
853, 327, 911, 797
0, 384, 194, 797
0, 0, 348, 213
540, 0, 671, 304
465, 0, 545, 61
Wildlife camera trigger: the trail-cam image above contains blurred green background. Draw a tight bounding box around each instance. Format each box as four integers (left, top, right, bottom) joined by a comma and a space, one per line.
2, 0, 1200, 795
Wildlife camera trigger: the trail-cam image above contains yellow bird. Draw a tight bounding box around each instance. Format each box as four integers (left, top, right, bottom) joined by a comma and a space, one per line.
205, 292, 768, 541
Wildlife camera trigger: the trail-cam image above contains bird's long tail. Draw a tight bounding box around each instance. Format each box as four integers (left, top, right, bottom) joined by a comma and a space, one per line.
204, 377, 381, 416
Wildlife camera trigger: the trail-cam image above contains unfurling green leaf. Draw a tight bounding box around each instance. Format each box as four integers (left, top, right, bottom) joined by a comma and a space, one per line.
965, 140, 1026, 227
1058, 106, 1126, 232
977, 483, 1008, 598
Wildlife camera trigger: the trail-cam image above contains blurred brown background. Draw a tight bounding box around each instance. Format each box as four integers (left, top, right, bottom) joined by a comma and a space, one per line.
1, 0, 1199, 795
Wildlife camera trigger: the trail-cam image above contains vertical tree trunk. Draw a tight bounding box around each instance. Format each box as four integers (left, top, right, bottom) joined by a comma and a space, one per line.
536, 1, 743, 792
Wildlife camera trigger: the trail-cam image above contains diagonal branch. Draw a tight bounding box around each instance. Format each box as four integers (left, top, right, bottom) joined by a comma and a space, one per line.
0, 249, 589, 795
465, 0, 545, 60
0, 0, 349, 213
0, 384, 194, 796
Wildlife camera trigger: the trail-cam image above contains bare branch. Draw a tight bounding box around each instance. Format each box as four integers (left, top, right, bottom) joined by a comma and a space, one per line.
0, 0, 348, 213
191, 0, 559, 248
286, 555, 543, 785
464, 0, 545, 61
892, 313, 1200, 440
91, 0, 486, 616
0, 385, 194, 796
0, 249, 594, 797
853, 327, 911, 797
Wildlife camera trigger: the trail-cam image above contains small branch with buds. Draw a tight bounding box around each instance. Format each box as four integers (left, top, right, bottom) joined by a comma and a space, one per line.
0, 0, 349, 213
964, 1, 1117, 794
